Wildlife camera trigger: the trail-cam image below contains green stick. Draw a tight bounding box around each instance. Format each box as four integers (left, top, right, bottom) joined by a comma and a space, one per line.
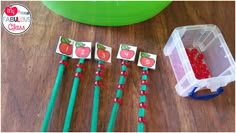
41, 55, 68, 132
137, 67, 148, 132
63, 59, 85, 132
90, 60, 104, 132
107, 61, 127, 132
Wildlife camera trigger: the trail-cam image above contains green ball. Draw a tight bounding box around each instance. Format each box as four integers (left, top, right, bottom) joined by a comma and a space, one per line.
42, 1, 171, 26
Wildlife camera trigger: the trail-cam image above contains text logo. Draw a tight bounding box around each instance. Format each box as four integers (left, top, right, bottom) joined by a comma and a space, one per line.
2, 3, 32, 35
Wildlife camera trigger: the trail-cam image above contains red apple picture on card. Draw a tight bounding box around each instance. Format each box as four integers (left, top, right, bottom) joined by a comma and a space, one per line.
59, 37, 73, 55
75, 42, 90, 57
138, 52, 157, 70
117, 44, 137, 61
95, 43, 112, 63
120, 44, 135, 59
56, 36, 73, 57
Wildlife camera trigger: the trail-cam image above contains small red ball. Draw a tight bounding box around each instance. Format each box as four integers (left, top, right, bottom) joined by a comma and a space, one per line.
191, 48, 198, 56
120, 71, 128, 77
59, 60, 68, 67
114, 98, 121, 104
138, 117, 146, 123
140, 90, 147, 95
139, 102, 147, 108
118, 84, 124, 90
141, 80, 148, 85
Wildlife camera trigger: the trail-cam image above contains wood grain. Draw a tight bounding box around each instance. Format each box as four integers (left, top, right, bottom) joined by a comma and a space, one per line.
1, 1, 235, 132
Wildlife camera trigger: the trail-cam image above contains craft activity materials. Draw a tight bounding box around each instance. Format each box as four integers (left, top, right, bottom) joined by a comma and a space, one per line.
63, 41, 92, 131
41, 36, 73, 132
136, 52, 157, 132
163, 24, 235, 100
107, 44, 137, 132
90, 43, 112, 131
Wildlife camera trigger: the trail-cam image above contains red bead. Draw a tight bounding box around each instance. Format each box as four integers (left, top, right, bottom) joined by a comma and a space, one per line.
140, 90, 147, 95
142, 70, 149, 75
59, 60, 68, 67
141, 80, 148, 85
95, 81, 102, 86
120, 71, 128, 77
118, 84, 124, 90
191, 48, 198, 56
121, 60, 129, 65
76, 63, 84, 69
139, 102, 147, 108
138, 117, 146, 123
114, 98, 121, 104
195, 58, 202, 65
98, 64, 104, 69
75, 72, 82, 78
185, 48, 191, 55
95, 71, 103, 76
197, 53, 204, 60
200, 64, 207, 70
189, 57, 195, 64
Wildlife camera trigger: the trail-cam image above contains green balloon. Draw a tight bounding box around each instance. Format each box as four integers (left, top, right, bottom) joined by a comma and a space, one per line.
42, 1, 171, 26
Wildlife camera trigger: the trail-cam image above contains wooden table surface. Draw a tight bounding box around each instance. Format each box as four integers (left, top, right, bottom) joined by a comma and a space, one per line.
1, 1, 235, 132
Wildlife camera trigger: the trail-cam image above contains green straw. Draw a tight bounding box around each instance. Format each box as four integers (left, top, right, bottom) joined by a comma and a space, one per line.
90, 60, 104, 132
63, 58, 85, 132
41, 55, 68, 132
137, 67, 148, 132
107, 61, 127, 132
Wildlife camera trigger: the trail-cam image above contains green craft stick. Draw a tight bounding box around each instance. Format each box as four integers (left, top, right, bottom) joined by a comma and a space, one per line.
41, 55, 68, 132
90, 60, 104, 132
63, 59, 84, 132
107, 61, 127, 132
90, 86, 100, 131
137, 123, 144, 132
107, 103, 119, 132
137, 67, 149, 132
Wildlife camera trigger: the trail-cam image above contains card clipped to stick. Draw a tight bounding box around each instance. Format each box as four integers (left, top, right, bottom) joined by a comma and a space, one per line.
95, 43, 112, 63
73, 41, 92, 59
56, 36, 74, 57
117, 44, 137, 61
137, 52, 157, 70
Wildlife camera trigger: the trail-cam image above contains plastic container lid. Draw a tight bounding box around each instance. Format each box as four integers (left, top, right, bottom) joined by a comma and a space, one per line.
42, 1, 171, 26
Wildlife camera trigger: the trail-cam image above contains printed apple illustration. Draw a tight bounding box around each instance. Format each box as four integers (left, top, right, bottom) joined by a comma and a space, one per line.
59, 37, 72, 55
140, 52, 155, 67
4, 6, 18, 16
75, 42, 90, 58
97, 44, 110, 61
120, 44, 135, 59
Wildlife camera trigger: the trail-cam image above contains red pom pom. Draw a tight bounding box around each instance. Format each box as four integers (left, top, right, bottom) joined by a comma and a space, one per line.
138, 117, 146, 123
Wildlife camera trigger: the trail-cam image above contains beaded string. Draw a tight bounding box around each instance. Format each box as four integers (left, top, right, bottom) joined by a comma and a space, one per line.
62, 58, 85, 132
107, 60, 129, 132
41, 55, 68, 132
90, 60, 104, 131
137, 67, 149, 132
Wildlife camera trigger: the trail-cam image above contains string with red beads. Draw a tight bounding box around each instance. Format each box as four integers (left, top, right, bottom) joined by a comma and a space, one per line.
107, 60, 129, 131
137, 67, 148, 132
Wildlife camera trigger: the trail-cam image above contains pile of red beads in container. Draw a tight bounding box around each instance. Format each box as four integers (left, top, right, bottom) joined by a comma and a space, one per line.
185, 48, 211, 79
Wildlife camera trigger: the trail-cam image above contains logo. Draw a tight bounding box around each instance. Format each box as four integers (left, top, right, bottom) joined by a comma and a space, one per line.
2, 3, 32, 35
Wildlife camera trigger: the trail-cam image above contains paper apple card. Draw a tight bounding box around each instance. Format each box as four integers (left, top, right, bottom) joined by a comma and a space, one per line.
137, 52, 157, 70
56, 36, 74, 57
117, 44, 137, 61
72, 41, 92, 59
95, 43, 112, 63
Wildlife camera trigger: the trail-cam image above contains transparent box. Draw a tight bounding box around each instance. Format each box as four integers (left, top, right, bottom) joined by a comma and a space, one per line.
163, 24, 235, 97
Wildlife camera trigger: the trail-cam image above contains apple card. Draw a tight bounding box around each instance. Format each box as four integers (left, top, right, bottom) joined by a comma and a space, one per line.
95, 43, 112, 63
137, 52, 157, 70
117, 44, 137, 61
56, 36, 74, 57
72, 41, 92, 59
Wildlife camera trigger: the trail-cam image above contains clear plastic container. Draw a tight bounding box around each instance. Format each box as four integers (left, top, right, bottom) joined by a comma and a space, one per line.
163, 24, 235, 99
